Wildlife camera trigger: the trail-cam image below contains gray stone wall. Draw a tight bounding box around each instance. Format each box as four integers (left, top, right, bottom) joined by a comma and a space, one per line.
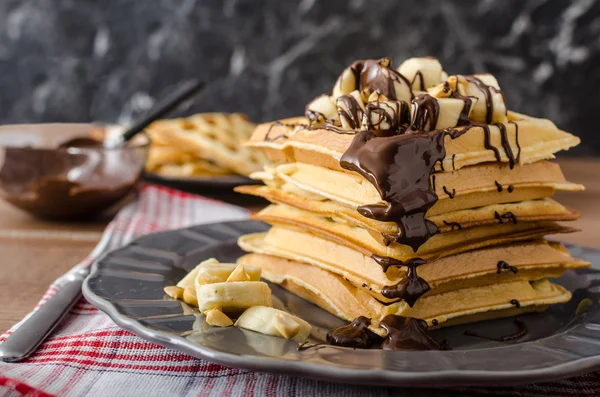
0, 0, 597, 154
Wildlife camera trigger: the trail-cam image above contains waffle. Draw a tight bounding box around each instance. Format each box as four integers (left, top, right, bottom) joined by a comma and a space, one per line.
234, 56, 587, 349
145, 112, 268, 177
239, 253, 572, 336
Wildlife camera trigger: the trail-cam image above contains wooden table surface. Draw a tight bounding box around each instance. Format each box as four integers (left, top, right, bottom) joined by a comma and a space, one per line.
1, 158, 599, 333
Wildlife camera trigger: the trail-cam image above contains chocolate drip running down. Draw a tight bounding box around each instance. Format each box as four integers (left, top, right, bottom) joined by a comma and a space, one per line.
495, 181, 503, 192
410, 94, 440, 131
371, 255, 429, 307
340, 130, 445, 251
497, 260, 518, 274
379, 315, 445, 350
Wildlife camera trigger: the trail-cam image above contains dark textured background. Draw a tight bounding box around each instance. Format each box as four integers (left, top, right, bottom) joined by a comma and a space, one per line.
0, 0, 598, 155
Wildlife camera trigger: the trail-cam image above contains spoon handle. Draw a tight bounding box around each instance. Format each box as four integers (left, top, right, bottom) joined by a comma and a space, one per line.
120, 79, 205, 142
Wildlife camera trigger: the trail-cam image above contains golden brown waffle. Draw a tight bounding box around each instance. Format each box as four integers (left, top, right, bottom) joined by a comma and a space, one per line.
239, 253, 572, 335
145, 112, 268, 177
239, 232, 588, 302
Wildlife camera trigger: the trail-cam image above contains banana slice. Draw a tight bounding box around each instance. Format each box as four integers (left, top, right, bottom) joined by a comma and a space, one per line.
361, 100, 408, 133
411, 95, 477, 131
177, 258, 219, 289
332, 66, 357, 99
235, 306, 312, 343
196, 262, 261, 285
196, 281, 272, 313
398, 57, 444, 91
305, 94, 339, 124
435, 97, 478, 129
337, 90, 365, 130
464, 74, 507, 124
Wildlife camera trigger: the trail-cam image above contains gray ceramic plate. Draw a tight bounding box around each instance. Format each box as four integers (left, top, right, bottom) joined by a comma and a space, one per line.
82, 220, 600, 387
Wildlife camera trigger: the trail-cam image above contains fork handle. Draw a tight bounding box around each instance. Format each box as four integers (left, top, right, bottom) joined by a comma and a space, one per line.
0, 272, 86, 362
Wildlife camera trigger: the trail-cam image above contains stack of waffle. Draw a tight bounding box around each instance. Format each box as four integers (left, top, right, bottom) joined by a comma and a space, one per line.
235, 57, 588, 338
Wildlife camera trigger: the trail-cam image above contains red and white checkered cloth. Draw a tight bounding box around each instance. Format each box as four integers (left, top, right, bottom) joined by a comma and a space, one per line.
1, 184, 599, 397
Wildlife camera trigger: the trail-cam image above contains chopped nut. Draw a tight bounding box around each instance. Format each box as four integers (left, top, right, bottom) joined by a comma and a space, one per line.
226, 263, 251, 282
367, 92, 389, 102
205, 308, 233, 327
164, 285, 184, 300
183, 287, 199, 307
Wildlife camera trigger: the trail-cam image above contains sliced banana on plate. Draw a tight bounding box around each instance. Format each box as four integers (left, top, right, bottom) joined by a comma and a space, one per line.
235, 306, 312, 343
164, 258, 311, 343
197, 261, 261, 285
196, 280, 273, 313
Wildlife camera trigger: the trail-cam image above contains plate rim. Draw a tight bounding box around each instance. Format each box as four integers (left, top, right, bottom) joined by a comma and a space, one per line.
82, 220, 600, 387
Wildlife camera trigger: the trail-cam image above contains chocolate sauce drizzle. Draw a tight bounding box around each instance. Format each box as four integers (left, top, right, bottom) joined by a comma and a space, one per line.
510, 299, 521, 308
497, 260, 518, 274
495, 211, 518, 224
379, 315, 445, 350
297, 343, 327, 352
337, 94, 364, 130
464, 319, 528, 342
443, 220, 462, 231
332, 61, 519, 308
494, 180, 503, 192
350, 58, 413, 101
264, 121, 307, 142
371, 255, 429, 307
326, 316, 376, 348
508, 185, 515, 193
442, 186, 455, 199
362, 100, 410, 134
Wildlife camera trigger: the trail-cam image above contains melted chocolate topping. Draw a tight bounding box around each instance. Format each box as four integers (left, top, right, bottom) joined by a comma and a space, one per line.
508, 184, 515, 193
510, 299, 521, 308
351, 59, 412, 100
464, 319, 528, 342
497, 260, 518, 274
371, 256, 429, 306
380, 315, 444, 350
326, 316, 374, 348
340, 130, 444, 251
381, 266, 431, 306
410, 94, 440, 131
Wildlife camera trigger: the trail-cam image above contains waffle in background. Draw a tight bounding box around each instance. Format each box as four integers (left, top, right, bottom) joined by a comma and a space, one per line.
145, 113, 268, 178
